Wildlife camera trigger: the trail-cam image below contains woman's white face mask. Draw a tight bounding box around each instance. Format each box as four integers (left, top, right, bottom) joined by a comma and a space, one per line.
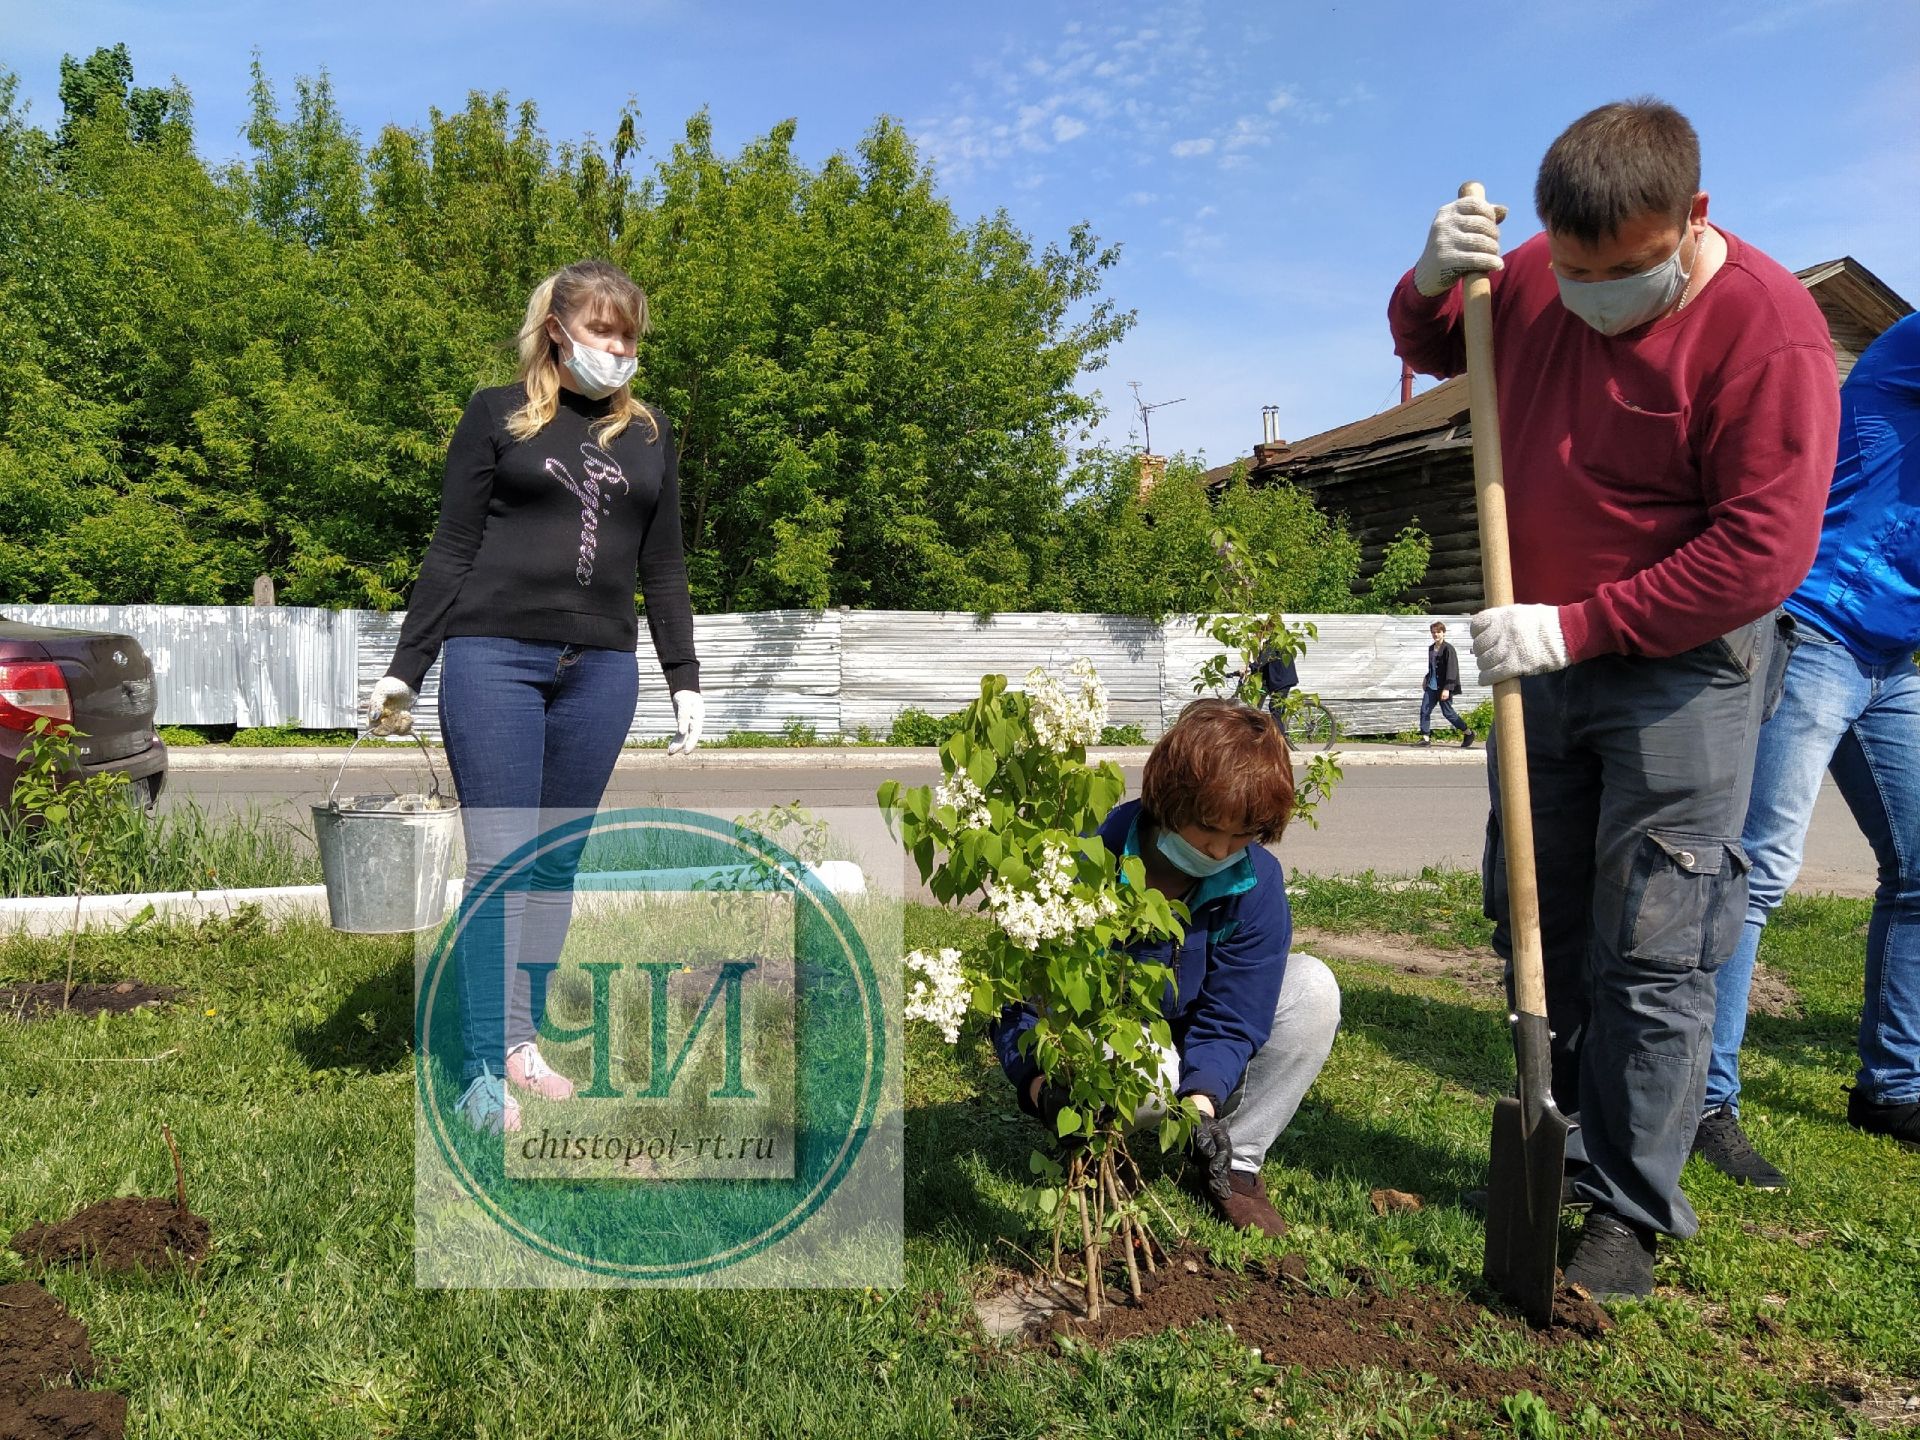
558, 321, 637, 399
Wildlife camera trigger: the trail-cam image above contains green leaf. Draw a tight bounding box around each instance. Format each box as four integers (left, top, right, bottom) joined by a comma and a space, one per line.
1055, 1107, 1081, 1137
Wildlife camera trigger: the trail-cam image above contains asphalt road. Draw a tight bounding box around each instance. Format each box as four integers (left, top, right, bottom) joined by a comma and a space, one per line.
164, 750, 1880, 898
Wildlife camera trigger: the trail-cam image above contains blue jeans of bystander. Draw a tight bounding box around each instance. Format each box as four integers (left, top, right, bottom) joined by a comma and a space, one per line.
1708, 622, 1920, 1112
439, 637, 638, 1084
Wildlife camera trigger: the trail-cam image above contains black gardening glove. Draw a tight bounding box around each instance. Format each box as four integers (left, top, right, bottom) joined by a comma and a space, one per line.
1016, 1077, 1073, 1132
1188, 1110, 1236, 1205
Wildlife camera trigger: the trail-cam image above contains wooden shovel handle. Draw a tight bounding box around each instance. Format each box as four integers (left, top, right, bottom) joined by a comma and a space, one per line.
1458, 181, 1549, 1022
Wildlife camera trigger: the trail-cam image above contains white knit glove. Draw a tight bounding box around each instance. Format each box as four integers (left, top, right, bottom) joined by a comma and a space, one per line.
1413, 195, 1509, 297
1470, 605, 1570, 685
365, 676, 416, 735
668, 690, 705, 756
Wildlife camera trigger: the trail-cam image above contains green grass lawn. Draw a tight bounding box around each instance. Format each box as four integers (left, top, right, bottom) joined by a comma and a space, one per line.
3, 879, 1916, 1438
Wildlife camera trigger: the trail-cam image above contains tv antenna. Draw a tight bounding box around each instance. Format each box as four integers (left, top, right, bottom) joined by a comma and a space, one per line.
1129, 381, 1186, 455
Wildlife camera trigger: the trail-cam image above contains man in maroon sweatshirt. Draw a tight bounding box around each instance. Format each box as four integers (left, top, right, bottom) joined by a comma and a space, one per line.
1389, 98, 1839, 1299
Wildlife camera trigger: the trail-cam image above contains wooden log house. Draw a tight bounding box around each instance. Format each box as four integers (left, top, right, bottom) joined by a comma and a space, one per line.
1208, 257, 1914, 611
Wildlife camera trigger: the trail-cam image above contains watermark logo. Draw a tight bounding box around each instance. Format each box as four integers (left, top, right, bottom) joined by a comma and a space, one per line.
414, 807, 900, 1287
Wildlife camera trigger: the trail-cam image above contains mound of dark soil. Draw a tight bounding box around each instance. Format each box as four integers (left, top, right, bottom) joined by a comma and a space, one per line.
11, 1198, 210, 1275
0, 982, 179, 1022
0, 1280, 126, 1440
986, 1249, 1675, 1431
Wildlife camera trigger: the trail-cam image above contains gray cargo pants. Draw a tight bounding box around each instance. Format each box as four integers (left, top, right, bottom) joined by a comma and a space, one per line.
1482, 613, 1787, 1238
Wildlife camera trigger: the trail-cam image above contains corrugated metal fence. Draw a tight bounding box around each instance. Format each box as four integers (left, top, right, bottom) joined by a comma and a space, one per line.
1, 605, 1488, 740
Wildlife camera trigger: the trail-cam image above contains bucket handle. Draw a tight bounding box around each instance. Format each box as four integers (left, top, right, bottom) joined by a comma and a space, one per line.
326, 730, 449, 812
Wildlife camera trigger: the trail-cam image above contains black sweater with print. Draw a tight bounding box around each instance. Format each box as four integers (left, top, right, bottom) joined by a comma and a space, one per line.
386, 384, 699, 694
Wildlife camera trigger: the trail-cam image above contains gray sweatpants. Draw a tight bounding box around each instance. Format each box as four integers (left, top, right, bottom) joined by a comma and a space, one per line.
1130, 952, 1343, 1172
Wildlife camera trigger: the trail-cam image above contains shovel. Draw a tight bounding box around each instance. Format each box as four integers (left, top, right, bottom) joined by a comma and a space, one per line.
1456, 181, 1570, 1327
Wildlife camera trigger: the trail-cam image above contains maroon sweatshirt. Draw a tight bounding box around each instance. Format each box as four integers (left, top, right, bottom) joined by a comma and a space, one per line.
1388, 230, 1839, 662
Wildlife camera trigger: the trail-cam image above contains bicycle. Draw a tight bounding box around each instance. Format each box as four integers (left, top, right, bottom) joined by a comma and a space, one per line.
1227, 670, 1340, 751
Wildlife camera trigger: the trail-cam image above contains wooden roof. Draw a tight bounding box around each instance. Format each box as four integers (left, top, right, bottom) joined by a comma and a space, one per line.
1208, 254, 1913, 489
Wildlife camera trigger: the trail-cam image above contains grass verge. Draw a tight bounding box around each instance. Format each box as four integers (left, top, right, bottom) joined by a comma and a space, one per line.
1, 877, 1913, 1437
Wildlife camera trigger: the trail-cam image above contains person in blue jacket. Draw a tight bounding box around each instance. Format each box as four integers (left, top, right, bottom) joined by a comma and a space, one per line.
988, 698, 1343, 1237
1694, 311, 1920, 1187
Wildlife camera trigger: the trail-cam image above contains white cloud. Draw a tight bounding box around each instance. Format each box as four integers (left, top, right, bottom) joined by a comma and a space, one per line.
1267, 86, 1300, 113
1127, 190, 1158, 205
1171, 137, 1215, 157
1222, 115, 1271, 151
1053, 114, 1087, 143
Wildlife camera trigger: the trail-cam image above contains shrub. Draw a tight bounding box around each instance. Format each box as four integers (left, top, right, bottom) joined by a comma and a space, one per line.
887, 706, 967, 747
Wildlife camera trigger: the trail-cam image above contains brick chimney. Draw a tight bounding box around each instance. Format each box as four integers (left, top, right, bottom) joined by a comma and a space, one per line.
1137, 452, 1168, 497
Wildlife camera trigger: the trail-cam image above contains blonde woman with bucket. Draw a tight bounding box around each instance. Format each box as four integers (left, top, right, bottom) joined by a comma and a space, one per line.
367, 259, 703, 1136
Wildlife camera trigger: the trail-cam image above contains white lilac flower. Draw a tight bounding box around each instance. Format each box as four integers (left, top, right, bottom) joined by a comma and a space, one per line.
984, 842, 1117, 950
933, 772, 992, 830
1024, 658, 1109, 754
902, 947, 970, 1044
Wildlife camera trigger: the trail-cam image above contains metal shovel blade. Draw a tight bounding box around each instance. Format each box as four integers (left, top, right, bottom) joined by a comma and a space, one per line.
1481, 1012, 1569, 1327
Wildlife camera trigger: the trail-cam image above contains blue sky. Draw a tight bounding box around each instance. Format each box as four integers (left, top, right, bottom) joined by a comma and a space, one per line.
4, 0, 1916, 465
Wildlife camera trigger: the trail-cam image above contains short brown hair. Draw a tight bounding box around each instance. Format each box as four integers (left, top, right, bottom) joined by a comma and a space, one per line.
1534, 98, 1700, 246
1140, 699, 1295, 843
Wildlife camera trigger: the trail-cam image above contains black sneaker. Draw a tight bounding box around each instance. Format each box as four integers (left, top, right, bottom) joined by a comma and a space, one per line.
1418, 735, 1433, 747
1460, 730, 1476, 749
1847, 1088, 1920, 1149
1691, 1105, 1788, 1189
1563, 1211, 1656, 1301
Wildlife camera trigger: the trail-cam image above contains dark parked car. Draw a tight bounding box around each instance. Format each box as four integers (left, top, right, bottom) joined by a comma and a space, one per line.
0, 619, 168, 810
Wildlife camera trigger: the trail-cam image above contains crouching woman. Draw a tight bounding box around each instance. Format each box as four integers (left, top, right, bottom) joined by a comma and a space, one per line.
988, 698, 1342, 1237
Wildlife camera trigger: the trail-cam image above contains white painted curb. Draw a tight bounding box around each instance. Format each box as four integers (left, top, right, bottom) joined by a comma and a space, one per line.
0, 862, 869, 938
163, 744, 1484, 773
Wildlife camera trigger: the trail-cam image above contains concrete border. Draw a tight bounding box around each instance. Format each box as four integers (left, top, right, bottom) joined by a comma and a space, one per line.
0, 862, 870, 937
163, 743, 1488, 772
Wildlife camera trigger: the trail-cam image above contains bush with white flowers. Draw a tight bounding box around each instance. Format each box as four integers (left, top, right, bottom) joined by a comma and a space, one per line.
879, 662, 1195, 1320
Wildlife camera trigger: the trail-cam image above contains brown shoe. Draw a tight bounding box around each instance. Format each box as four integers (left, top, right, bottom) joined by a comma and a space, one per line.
1210, 1169, 1289, 1238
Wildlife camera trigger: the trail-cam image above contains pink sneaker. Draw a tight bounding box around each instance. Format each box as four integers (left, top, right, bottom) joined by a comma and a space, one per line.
506, 1042, 575, 1100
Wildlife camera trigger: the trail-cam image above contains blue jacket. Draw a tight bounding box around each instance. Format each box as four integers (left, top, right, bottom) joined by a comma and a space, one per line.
987, 798, 1294, 1107
1788, 312, 1920, 664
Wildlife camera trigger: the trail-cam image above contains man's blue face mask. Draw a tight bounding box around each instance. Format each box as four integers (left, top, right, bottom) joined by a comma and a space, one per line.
1155, 826, 1245, 879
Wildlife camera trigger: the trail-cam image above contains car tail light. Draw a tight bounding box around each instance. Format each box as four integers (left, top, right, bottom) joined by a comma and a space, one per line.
0, 662, 73, 730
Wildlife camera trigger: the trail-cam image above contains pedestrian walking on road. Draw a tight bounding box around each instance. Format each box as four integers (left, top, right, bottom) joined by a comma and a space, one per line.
1696, 311, 1920, 1189
365, 259, 704, 1137
1419, 621, 1473, 747
1392, 98, 1839, 1298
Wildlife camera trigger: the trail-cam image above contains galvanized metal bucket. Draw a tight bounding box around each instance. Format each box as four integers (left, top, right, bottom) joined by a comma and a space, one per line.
312, 733, 461, 934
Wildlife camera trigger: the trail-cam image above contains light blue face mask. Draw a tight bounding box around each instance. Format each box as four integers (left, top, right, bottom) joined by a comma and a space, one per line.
1555, 234, 1694, 336
1155, 826, 1246, 879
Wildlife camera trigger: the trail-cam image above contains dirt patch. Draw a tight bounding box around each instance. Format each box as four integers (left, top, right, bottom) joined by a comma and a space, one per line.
0, 981, 179, 1023
1827, 1375, 1920, 1430
11, 1197, 210, 1275
1368, 1188, 1424, 1215
0, 1280, 126, 1440
1006, 1249, 1638, 1424
1295, 928, 1502, 997
1745, 963, 1803, 1019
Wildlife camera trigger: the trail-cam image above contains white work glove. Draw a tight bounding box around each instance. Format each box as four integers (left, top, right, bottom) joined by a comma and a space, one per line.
668, 690, 705, 756
1470, 605, 1570, 685
1413, 195, 1509, 297
365, 676, 416, 736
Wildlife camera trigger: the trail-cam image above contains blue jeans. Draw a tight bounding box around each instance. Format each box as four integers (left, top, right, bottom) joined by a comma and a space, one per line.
1708, 624, 1920, 1112
439, 637, 639, 1083
1419, 687, 1466, 735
